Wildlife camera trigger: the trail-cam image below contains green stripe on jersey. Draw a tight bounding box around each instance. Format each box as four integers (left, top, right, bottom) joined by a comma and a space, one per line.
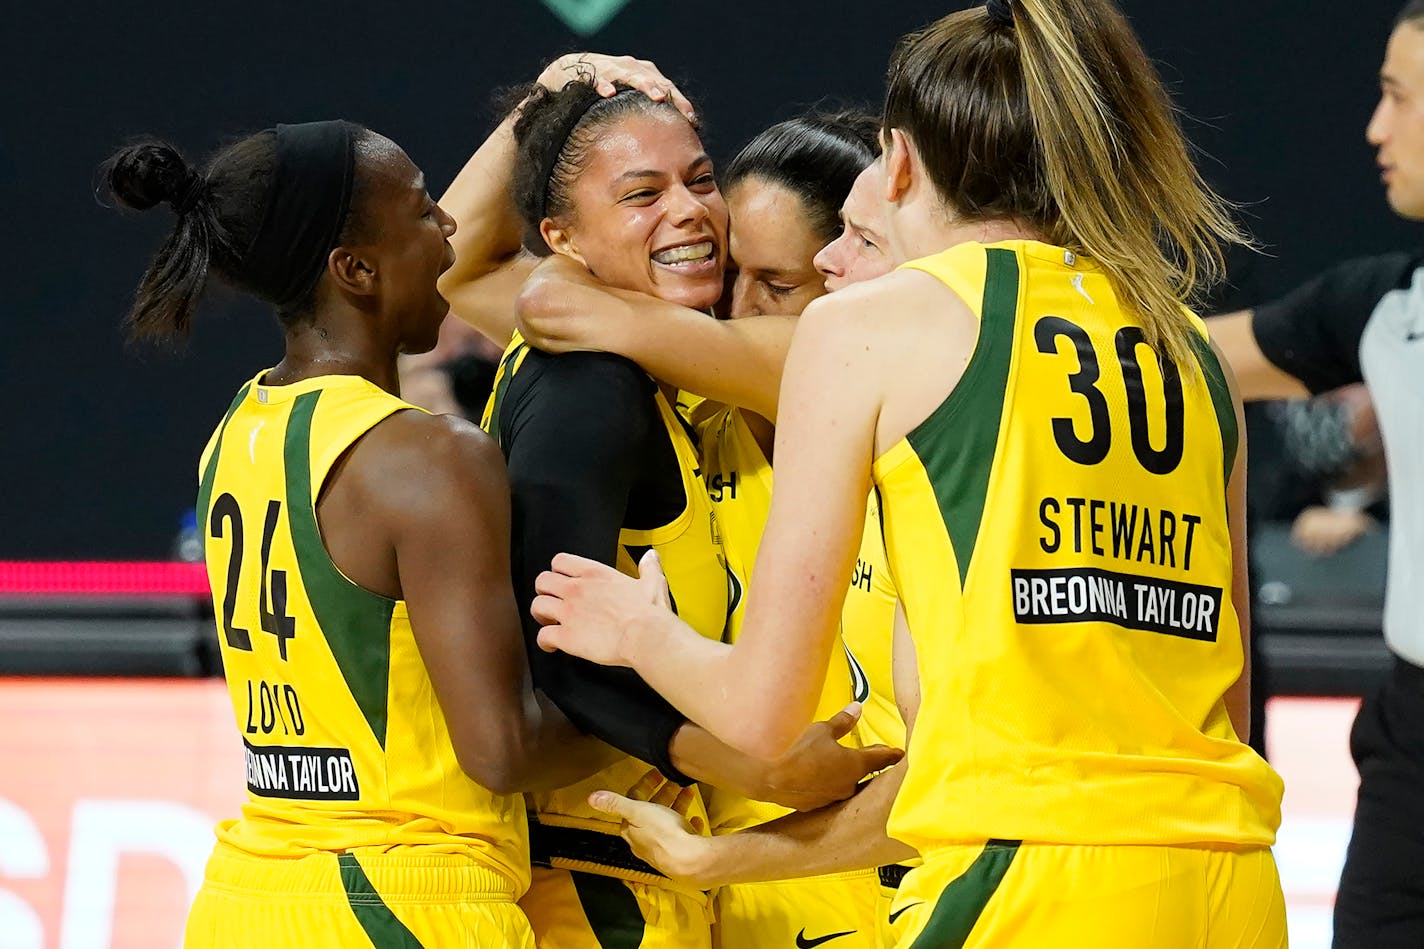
569, 871, 646, 949
196, 383, 253, 554
906, 247, 1020, 588
908, 840, 1019, 948
338, 852, 424, 947
284, 391, 396, 749
1191, 334, 1239, 485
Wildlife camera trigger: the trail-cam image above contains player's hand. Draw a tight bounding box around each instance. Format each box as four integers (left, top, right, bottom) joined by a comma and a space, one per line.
536, 53, 696, 122
534, 549, 671, 666
515, 255, 610, 354
589, 787, 718, 888
758, 703, 904, 811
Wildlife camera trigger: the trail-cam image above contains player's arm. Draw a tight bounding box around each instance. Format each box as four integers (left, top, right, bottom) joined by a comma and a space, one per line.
357, 413, 616, 793
1203, 311, 1309, 402
517, 255, 793, 420
501, 353, 697, 781
505, 354, 897, 799
1208, 252, 1415, 402
592, 760, 915, 888
436, 101, 531, 348
1213, 340, 1254, 743
535, 289, 884, 758
439, 55, 697, 348
668, 705, 901, 812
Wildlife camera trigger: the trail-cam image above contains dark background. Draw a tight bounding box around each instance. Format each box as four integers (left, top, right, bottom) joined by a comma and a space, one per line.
2, 0, 1415, 559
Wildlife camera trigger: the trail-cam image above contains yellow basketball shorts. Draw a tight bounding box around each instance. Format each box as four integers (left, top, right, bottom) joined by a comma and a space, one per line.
875, 863, 919, 949
712, 869, 880, 949
888, 840, 1286, 949
183, 841, 533, 948
520, 865, 712, 949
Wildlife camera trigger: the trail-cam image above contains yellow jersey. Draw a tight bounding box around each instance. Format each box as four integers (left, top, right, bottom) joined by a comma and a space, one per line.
874, 241, 1282, 852
484, 336, 729, 883
696, 404, 896, 834
840, 488, 905, 750
198, 372, 528, 889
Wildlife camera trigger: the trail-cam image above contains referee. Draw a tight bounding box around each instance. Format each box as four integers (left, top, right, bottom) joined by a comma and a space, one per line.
1210, 4, 1424, 945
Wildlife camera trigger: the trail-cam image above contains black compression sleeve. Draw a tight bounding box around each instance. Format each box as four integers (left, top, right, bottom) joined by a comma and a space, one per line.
500, 351, 692, 783
1252, 253, 1418, 394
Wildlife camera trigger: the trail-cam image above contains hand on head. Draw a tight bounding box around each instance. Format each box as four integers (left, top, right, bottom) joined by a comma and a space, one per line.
538, 53, 695, 124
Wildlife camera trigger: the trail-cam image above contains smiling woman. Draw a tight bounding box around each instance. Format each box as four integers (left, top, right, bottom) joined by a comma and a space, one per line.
482, 75, 735, 949
509, 81, 728, 307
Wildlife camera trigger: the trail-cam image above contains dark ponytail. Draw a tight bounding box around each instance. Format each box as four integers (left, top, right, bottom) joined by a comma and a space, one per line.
103, 142, 217, 344
102, 124, 375, 347
102, 135, 274, 345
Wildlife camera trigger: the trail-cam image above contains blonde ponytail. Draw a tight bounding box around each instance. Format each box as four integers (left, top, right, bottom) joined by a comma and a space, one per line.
884, 0, 1249, 370
1012, 0, 1245, 367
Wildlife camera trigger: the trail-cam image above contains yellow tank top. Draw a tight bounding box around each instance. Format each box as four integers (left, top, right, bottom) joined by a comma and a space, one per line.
198, 372, 528, 888
697, 405, 893, 834
839, 488, 905, 750
874, 241, 1282, 852
484, 336, 728, 879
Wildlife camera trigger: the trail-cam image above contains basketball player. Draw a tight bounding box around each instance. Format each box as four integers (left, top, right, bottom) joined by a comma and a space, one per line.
1206, 4, 1424, 944
514, 127, 911, 947
102, 123, 623, 946
469, 74, 898, 948
532, 1, 1288, 945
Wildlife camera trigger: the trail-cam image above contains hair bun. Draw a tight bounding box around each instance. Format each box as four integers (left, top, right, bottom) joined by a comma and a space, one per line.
105, 141, 194, 212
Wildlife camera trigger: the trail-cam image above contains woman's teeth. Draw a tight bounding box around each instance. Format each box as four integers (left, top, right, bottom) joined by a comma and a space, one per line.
652, 241, 714, 266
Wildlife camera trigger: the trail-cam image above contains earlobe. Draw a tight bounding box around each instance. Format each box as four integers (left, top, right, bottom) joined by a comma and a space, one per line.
540, 220, 587, 268
328, 247, 377, 297
885, 129, 913, 204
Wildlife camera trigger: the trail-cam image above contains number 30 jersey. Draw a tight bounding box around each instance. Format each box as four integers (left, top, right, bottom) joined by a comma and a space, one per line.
875, 241, 1282, 854
196, 372, 528, 887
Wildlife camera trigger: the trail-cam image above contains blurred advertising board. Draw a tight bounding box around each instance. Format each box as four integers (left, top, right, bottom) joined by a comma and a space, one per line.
0, 679, 241, 949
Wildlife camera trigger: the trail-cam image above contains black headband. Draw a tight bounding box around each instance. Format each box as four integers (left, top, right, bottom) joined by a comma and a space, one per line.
986, 0, 1015, 27
242, 120, 356, 309
536, 87, 612, 221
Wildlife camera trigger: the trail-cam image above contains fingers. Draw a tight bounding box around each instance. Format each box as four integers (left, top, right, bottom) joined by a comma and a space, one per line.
824, 702, 864, 740
588, 790, 642, 822
542, 53, 697, 123
534, 623, 562, 653
533, 568, 572, 598
550, 551, 612, 577
670, 785, 700, 823
666, 86, 697, 125
857, 744, 907, 776
626, 769, 666, 802
646, 780, 684, 810
530, 591, 562, 625
635, 548, 663, 580
636, 550, 670, 609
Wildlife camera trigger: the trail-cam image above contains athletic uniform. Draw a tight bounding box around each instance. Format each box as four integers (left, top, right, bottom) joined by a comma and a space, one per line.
184, 372, 533, 948
1248, 252, 1424, 949
484, 335, 729, 949
838, 489, 919, 949
872, 242, 1285, 947
695, 404, 885, 949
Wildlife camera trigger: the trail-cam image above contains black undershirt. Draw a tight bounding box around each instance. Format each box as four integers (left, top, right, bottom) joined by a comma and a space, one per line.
491, 349, 692, 783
